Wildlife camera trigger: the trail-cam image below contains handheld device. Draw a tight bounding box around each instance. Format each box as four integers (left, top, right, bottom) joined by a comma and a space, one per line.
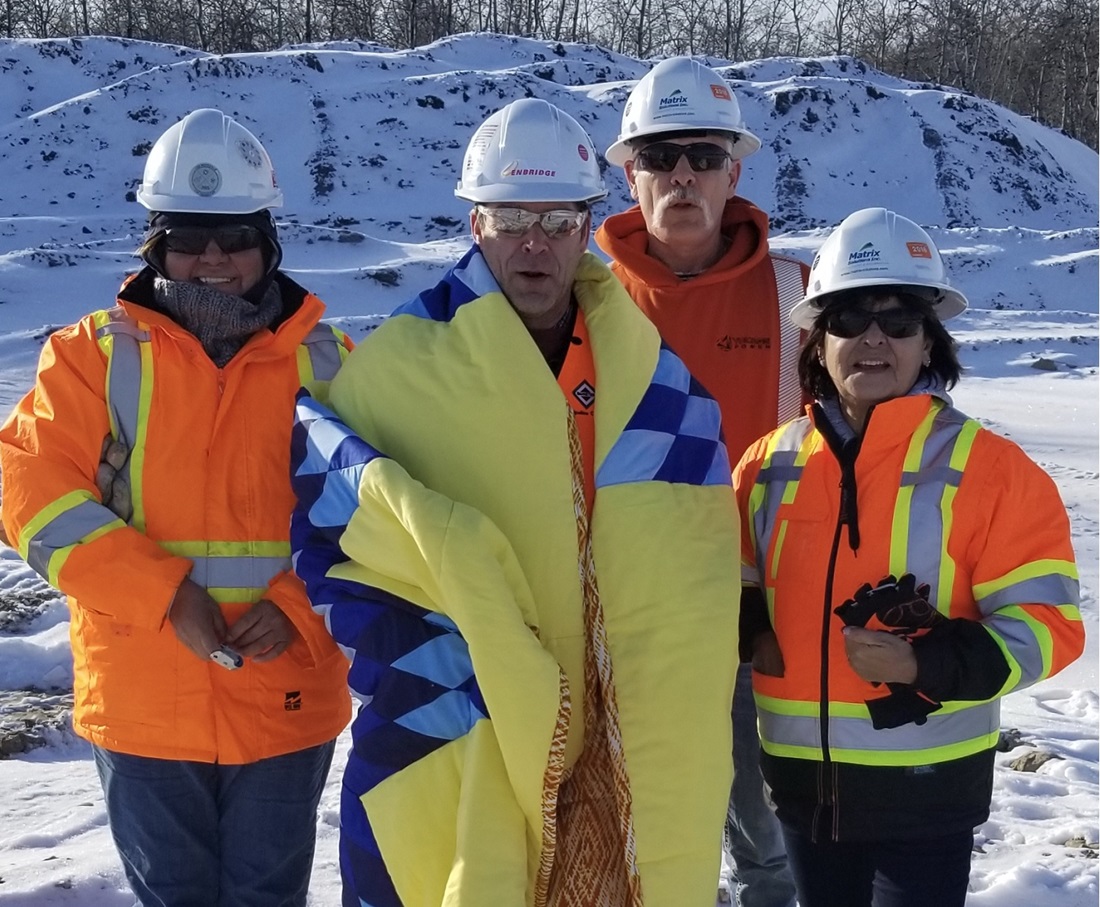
210, 645, 244, 670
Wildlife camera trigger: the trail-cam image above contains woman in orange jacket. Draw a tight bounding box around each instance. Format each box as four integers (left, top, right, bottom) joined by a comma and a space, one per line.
736, 208, 1084, 907
0, 109, 351, 906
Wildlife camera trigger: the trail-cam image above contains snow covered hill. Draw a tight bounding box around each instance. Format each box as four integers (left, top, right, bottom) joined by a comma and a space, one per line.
0, 31, 1096, 907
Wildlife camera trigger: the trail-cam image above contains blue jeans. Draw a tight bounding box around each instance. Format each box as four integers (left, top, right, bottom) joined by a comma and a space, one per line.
726, 662, 798, 907
781, 824, 973, 907
93, 741, 336, 907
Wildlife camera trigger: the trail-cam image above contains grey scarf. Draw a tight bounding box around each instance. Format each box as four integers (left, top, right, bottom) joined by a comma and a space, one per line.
154, 277, 283, 368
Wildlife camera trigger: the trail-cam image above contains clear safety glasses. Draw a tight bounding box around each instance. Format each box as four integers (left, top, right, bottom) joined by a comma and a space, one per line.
477, 206, 589, 238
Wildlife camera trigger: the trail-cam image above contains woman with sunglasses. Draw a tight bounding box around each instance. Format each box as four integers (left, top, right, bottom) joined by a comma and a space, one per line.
0, 109, 351, 906
734, 207, 1083, 907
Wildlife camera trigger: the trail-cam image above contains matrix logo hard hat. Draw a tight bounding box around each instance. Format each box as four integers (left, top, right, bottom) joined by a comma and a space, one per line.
605, 57, 762, 167
847, 243, 881, 265
659, 90, 689, 111
790, 207, 968, 328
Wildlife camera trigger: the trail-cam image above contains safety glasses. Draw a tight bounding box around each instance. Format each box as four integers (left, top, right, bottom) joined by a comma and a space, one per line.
477, 206, 589, 237
162, 225, 265, 255
634, 142, 732, 173
822, 306, 926, 339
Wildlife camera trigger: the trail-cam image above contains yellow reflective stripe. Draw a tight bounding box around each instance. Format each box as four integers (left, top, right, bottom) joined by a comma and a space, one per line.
937, 418, 979, 608
19, 493, 122, 582
1054, 603, 1083, 623
823, 731, 1000, 766
888, 406, 936, 576
754, 692, 819, 718
758, 695, 1001, 763
769, 521, 788, 585
296, 343, 315, 385
129, 336, 154, 532
44, 521, 118, 587
160, 540, 291, 557
207, 586, 271, 604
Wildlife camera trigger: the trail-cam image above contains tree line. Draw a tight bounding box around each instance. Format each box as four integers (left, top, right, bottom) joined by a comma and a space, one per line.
3, 0, 1096, 150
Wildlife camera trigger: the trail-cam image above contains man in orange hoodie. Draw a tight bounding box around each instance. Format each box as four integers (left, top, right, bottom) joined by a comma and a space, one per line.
596, 57, 806, 907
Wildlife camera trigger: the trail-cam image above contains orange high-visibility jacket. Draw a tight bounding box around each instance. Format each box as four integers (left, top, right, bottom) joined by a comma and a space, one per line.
595, 196, 809, 464
0, 270, 352, 763
735, 392, 1083, 840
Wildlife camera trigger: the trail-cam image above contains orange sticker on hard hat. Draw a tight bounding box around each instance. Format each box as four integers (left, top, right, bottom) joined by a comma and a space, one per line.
710, 84, 731, 101
578, 144, 590, 161
907, 242, 932, 258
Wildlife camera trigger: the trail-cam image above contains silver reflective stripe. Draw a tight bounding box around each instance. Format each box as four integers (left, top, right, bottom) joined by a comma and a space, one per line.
771, 256, 804, 424
96, 311, 148, 452
751, 421, 812, 580
981, 574, 1081, 687
977, 573, 1080, 614
26, 500, 118, 578
899, 407, 973, 608
900, 466, 964, 487
188, 554, 291, 589
302, 326, 344, 381
759, 699, 1000, 753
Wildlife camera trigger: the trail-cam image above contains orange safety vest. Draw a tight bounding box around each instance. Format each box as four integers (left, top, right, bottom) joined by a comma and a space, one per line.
557, 308, 596, 512
0, 273, 352, 763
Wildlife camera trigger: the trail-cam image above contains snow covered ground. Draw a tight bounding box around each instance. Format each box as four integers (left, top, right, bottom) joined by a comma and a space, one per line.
0, 33, 1096, 906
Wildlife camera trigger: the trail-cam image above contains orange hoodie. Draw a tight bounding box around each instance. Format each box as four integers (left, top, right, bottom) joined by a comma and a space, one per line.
596, 198, 808, 463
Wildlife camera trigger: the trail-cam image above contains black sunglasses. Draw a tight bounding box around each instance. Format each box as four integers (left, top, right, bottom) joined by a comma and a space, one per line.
634, 142, 732, 173
822, 307, 926, 339
162, 225, 265, 255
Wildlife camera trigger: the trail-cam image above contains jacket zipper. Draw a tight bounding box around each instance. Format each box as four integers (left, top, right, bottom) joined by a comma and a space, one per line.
810, 402, 873, 844
813, 514, 844, 843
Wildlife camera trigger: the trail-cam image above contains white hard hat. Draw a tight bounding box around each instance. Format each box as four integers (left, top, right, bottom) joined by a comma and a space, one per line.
455, 98, 607, 204
605, 57, 762, 167
137, 109, 283, 214
791, 207, 968, 329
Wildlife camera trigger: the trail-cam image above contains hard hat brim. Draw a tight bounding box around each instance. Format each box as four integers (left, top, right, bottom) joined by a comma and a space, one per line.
454, 182, 608, 204
136, 190, 282, 214
605, 126, 762, 168
790, 283, 969, 329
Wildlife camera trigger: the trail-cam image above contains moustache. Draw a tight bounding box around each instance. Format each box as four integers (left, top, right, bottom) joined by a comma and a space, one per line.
661, 186, 699, 205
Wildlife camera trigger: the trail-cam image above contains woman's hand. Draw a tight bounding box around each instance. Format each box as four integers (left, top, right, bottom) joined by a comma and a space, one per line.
842, 626, 918, 684
168, 578, 228, 661
226, 599, 297, 663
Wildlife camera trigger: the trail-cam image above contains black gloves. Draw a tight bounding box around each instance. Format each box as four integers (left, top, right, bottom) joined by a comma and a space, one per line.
834, 573, 944, 639
835, 574, 944, 730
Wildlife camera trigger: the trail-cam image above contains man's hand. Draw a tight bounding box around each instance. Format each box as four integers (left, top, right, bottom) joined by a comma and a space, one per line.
226, 599, 296, 663
842, 626, 918, 684
169, 578, 229, 662
95, 435, 132, 522
751, 630, 786, 677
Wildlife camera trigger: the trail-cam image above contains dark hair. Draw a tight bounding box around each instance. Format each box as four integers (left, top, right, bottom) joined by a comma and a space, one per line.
797, 289, 962, 400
